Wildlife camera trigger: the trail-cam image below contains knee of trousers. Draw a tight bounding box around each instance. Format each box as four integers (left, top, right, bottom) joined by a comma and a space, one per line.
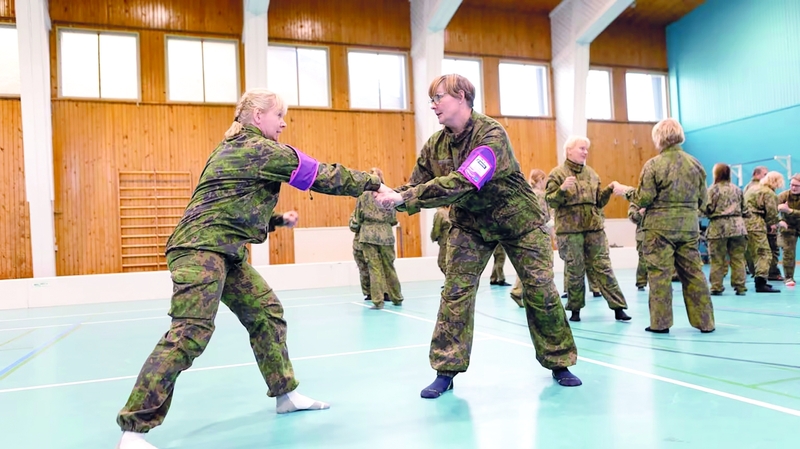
168, 318, 215, 358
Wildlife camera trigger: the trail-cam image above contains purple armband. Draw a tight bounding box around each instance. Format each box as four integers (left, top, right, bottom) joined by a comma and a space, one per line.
457, 145, 496, 190
285, 145, 319, 191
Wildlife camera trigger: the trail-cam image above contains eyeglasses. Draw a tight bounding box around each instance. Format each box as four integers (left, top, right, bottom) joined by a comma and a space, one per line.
791, 183, 800, 188
428, 93, 446, 105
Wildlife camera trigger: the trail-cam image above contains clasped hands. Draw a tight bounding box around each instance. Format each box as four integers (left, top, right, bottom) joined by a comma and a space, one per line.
373, 184, 404, 209
560, 176, 632, 197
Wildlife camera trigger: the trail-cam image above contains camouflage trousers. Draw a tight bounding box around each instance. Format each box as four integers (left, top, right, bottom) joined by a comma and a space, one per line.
436, 242, 449, 275
747, 232, 771, 279
361, 243, 403, 306
117, 249, 298, 433
490, 245, 506, 283
556, 230, 627, 311
780, 229, 798, 280
432, 226, 577, 374
352, 238, 370, 296
708, 236, 747, 293
643, 230, 715, 331
767, 233, 782, 278
635, 239, 648, 288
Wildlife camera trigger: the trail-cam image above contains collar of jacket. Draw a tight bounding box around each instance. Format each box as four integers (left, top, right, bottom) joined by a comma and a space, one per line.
565, 158, 585, 173
661, 145, 682, 153
241, 124, 265, 138
444, 110, 477, 144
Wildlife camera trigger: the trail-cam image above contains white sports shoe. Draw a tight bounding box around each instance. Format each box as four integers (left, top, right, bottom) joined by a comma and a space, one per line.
116, 431, 158, 449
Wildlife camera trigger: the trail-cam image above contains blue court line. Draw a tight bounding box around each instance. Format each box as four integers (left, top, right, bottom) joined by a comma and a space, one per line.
0, 323, 81, 379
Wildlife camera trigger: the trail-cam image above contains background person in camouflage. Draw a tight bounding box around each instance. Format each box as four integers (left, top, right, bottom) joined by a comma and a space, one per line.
431, 205, 452, 276
115, 89, 394, 449
777, 174, 800, 286
628, 202, 648, 290
351, 167, 404, 308
489, 246, 511, 286
374, 74, 581, 396
704, 163, 748, 296
613, 118, 715, 334
745, 171, 785, 293
510, 169, 552, 307
744, 166, 768, 275
546, 136, 630, 323
349, 204, 371, 301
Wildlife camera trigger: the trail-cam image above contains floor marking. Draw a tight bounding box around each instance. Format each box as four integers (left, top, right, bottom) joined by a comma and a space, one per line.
0, 324, 82, 380
0, 301, 355, 332
350, 302, 800, 418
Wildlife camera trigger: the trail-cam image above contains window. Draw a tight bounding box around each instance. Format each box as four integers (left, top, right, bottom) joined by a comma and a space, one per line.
0, 25, 20, 96
626, 72, 668, 122
166, 37, 239, 103
498, 62, 549, 117
267, 45, 329, 107
347, 50, 408, 110
58, 29, 139, 100
586, 69, 612, 120
442, 57, 483, 113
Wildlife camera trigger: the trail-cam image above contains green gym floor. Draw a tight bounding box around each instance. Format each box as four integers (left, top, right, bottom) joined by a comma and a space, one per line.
1, 268, 799, 449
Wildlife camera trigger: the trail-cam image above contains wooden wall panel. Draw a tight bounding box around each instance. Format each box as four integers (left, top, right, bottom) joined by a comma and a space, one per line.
591, 21, 668, 70
0, 99, 32, 279
268, 0, 410, 49
587, 122, 660, 218
446, 6, 551, 60
49, 0, 242, 35
269, 109, 421, 264
0, 0, 14, 19
501, 118, 558, 179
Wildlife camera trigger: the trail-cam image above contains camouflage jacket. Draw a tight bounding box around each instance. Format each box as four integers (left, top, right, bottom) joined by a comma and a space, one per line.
167, 125, 381, 261
624, 146, 707, 233
351, 191, 397, 246
704, 181, 748, 239
627, 202, 645, 242
396, 111, 545, 241
744, 184, 779, 233
744, 178, 760, 195
778, 191, 800, 230
430, 208, 452, 247
545, 159, 612, 234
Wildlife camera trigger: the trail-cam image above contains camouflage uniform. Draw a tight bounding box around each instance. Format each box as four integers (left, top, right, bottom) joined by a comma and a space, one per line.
778, 190, 800, 281
396, 110, 577, 375
351, 191, 403, 306
490, 246, 508, 284
546, 160, 628, 313
349, 211, 371, 298
117, 125, 381, 433
704, 181, 748, 294
744, 185, 780, 281
624, 145, 714, 332
628, 203, 648, 288
430, 208, 452, 275
511, 188, 551, 307
744, 178, 760, 275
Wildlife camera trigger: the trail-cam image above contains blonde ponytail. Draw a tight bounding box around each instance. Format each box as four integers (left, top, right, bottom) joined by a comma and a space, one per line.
224, 121, 244, 139
223, 88, 287, 139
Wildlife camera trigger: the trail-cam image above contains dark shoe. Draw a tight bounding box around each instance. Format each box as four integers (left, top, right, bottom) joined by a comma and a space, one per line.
495, 281, 511, 287
569, 310, 580, 322
561, 292, 568, 298
420, 375, 454, 399
614, 309, 631, 321
735, 291, 746, 296
636, 285, 646, 291
755, 276, 781, 293
700, 328, 715, 333
552, 368, 582, 386
364, 295, 371, 301
645, 326, 669, 334
592, 291, 602, 297
710, 290, 723, 296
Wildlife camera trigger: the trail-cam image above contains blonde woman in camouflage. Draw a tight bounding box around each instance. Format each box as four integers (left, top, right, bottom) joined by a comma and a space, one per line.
777, 174, 800, 286
115, 89, 396, 449
613, 118, 715, 334
375, 74, 581, 395
745, 171, 785, 293
350, 167, 404, 308
704, 163, 748, 296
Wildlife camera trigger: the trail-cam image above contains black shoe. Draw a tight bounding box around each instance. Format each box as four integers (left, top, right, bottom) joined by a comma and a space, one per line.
561, 292, 568, 298
700, 328, 715, 333
710, 290, 723, 296
636, 286, 645, 291
569, 310, 580, 322
420, 375, 454, 399
735, 291, 746, 296
363, 295, 371, 301
755, 277, 781, 293
645, 326, 669, 334
592, 291, 602, 297
614, 309, 631, 321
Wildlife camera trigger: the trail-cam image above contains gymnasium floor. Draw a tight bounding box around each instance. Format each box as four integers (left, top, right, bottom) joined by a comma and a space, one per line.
1, 268, 799, 449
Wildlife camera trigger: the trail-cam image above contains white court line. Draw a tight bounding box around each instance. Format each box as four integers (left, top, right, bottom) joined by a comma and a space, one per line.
0, 308, 167, 323
0, 301, 355, 333
0, 341, 436, 394
350, 302, 800, 418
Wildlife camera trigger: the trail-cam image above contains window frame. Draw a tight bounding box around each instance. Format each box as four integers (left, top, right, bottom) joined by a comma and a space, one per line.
346, 47, 410, 112
56, 26, 142, 101
267, 42, 332, 109
0, 23, 21, 98
497, 59, 552, 118
164, 34, 241, 105
585, 66, 614, 121
624, 69, 670, 123
442, 55, 485, 113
